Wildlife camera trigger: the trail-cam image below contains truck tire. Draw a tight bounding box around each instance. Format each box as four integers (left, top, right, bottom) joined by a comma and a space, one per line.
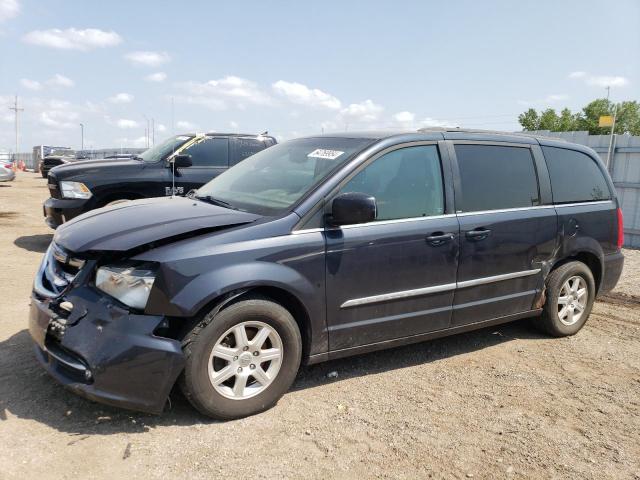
180, 297, 302, 420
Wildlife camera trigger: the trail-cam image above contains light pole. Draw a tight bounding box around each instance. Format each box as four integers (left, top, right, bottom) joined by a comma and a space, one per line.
79, 123, 84, 151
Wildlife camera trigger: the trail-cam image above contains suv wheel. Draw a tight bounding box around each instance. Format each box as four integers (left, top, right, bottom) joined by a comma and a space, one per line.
539, 261, 596, 336
180, 297, 302, 419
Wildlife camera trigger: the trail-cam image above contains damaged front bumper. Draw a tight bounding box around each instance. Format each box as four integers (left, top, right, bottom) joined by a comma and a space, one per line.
29, 285, 185, 414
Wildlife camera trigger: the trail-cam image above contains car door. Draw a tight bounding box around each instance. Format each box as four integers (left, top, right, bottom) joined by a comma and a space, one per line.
325, 142, 460, 351
172, 137, 229, 194
449, 141, 558, 326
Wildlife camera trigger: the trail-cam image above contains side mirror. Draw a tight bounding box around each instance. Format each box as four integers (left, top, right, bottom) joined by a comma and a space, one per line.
330, 192, 377, 226
171, 154, 192, 168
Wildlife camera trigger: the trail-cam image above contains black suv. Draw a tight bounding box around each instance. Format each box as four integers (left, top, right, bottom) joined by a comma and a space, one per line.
44, 133, 276, 228
30, 129, 624, 420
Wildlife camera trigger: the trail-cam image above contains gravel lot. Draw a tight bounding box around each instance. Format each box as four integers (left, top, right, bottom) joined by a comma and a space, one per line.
1, 172, 639, 479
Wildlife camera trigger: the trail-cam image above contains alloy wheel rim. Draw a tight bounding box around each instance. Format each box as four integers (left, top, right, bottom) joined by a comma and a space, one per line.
208, 321, 283, 400
557, 275, 588, 326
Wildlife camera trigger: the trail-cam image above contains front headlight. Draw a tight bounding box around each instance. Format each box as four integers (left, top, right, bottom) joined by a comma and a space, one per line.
95, 264, 157, 310
60, 181, 92, 199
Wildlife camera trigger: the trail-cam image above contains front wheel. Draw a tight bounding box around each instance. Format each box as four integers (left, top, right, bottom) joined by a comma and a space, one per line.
538, 261, 596, 336
180, 297, 302, 420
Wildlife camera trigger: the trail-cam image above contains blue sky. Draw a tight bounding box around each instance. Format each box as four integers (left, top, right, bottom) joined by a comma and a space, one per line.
0, 0, 638, 151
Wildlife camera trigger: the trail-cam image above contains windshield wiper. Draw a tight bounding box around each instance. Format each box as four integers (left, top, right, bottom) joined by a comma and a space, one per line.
195, 195, 242, 211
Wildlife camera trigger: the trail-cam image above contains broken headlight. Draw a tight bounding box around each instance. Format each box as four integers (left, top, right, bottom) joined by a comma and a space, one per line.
95, 263, 157, 310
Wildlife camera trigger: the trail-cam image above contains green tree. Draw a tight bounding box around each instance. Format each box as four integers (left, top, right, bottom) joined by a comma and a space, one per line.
518, 99, 640, 135
518, 108, 540, 130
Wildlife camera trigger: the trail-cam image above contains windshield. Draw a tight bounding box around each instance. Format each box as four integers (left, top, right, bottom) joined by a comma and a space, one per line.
196, 137, 375, 215
138, 135, 193, 162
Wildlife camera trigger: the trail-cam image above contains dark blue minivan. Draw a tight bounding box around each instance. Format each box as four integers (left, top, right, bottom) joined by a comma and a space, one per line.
29, 129, 624, 419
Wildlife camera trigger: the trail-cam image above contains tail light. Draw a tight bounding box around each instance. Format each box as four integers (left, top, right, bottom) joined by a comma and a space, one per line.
617, 207, 624, 249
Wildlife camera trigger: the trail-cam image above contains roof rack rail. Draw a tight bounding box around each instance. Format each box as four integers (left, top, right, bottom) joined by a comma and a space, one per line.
416, 127, 567, 142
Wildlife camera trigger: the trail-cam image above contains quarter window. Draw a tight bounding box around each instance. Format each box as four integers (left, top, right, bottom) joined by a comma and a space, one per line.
542, 146, 611, 203
454, 144, 540, 212
339, 145, 444, 221
183, 137, 229, 167
230, 137, 267, 165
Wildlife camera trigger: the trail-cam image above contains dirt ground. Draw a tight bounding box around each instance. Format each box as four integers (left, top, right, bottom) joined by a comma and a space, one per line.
1, 172, 639, 480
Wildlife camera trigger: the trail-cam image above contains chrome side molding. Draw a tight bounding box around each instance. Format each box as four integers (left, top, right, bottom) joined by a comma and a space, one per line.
340, 268, 541, 309
340, 283, 457, 309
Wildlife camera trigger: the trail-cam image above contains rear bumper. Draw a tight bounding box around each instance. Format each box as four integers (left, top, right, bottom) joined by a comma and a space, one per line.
600, 250, 624, 295
43, 197, 89, 229
29, 287, 185, 414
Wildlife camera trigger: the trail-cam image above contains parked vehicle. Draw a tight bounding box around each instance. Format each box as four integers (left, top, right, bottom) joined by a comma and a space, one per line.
39, 152, 79, 178
0, 161, 15, 182
43, 133, 276, 228
34, 146, 72, 177
29, 129, 624, 419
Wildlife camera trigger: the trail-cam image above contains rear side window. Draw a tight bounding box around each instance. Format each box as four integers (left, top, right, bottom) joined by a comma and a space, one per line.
542, 146, 611, 203
339, 145, 444, 221
454, 144, 540, 212
183, 137, 229, 167
230, 137, 267, 165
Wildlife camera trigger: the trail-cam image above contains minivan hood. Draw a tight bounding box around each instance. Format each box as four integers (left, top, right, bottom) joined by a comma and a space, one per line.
54, 196, 260, 252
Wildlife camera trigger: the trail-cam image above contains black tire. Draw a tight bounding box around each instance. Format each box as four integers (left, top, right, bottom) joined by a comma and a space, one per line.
180, 297, 302, 420
538, 261, 596, 337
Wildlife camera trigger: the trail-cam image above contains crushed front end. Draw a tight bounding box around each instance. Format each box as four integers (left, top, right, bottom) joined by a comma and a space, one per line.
29, 243, 184, 414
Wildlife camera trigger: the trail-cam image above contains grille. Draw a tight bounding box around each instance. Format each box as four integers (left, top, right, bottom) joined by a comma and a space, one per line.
47, 172, 61, 199
34, 243, 85, 298
43, 158, 65, 168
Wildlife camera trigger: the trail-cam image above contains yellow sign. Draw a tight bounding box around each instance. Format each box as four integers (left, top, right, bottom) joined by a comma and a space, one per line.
599, 115, 614, 127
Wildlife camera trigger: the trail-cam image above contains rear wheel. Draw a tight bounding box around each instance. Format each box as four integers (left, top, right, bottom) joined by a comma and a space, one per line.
538, 261, 595, 336
180, 297, 302, 420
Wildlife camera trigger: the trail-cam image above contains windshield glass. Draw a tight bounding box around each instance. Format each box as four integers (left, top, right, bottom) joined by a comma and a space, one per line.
196, 137, 374, 215
138, 135, 193, 162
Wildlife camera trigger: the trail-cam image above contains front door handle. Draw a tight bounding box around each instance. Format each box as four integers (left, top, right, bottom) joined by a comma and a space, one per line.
466, 228, 491, 241
426, 232, 455, 246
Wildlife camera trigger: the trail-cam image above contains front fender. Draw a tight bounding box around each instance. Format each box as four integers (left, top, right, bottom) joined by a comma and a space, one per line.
141, 231, 327, 356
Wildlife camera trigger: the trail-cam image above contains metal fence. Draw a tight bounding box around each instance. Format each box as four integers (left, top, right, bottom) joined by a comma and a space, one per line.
530, 130, 640, 248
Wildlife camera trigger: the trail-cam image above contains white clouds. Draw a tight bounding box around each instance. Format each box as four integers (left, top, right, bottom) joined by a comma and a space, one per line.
156, 123, 167, 133
0, 0, 19, 22
124, 51, 170, 67
392, 111, 415, 124
21, 74, 74, 91
586, 75, 629, 88
176, 120, 197, 130
569, 71, 629, 88
108, 93, 134, 104
176, 76, 272, 110
229, 120, 239, 130
145, 72, 167, 82
21, 78, 41, 91
116, 119, 140, 129
417, 117, 457, 129
340, 99, 384, 123
23, 28, 122, 51
39, 106, 79, 130
272, 80, 341, 109
545, 94, 568, 102
47, 73, 74, 88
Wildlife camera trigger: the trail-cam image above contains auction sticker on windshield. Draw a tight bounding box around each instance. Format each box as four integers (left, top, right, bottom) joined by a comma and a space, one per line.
307, 149, 344, 160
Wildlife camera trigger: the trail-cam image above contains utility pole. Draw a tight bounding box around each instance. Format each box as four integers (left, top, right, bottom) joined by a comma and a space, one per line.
151, 118, 155, 146
79, 123, 84, 151
606, 86, 610, 102
8, 95, 23, 163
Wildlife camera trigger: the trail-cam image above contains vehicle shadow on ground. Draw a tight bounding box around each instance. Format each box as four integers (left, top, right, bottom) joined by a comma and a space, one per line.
0, 321, 547, 435
14, 234, 53, 253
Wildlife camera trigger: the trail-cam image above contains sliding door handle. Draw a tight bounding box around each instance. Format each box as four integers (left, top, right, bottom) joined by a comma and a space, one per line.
426, 232, 455, 246
466, 228, 491, 241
